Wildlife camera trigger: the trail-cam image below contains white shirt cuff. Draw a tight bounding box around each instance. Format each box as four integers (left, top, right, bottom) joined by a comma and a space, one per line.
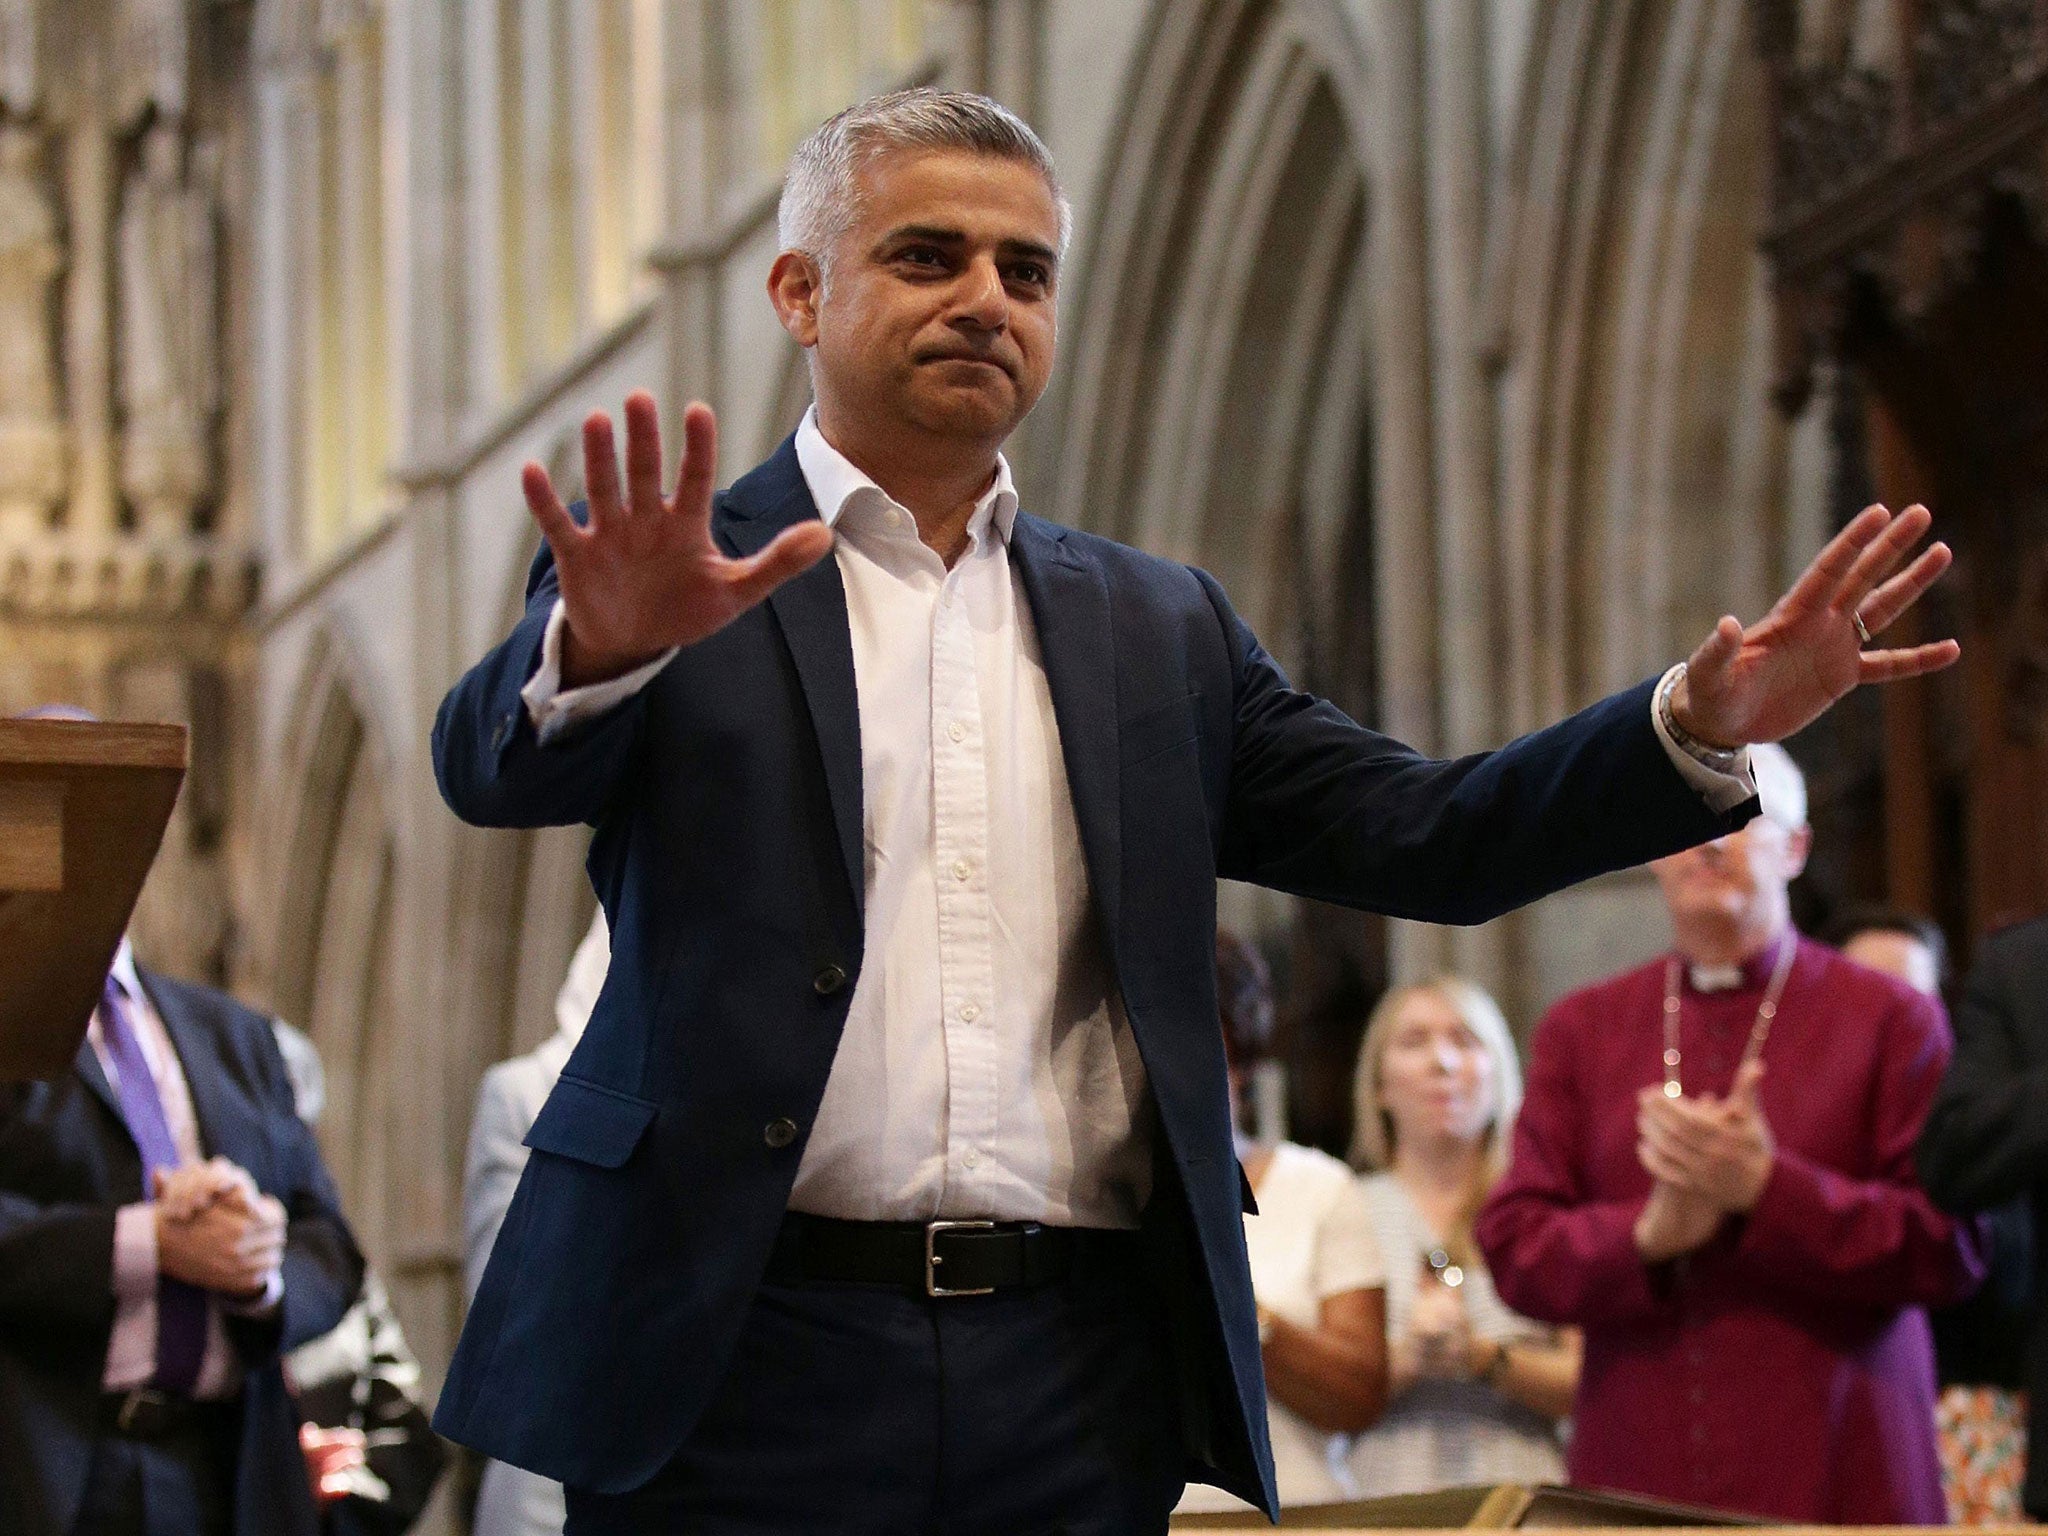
519, 599, 676, 744
1650, 664, 1756, 814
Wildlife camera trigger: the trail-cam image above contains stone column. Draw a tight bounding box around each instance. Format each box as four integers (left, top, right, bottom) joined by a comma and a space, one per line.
0, 120, 67, 541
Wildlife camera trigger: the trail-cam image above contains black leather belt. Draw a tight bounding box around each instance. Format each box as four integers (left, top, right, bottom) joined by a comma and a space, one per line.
102, 1388, 232, 1440
768, 1213, 1129, 1297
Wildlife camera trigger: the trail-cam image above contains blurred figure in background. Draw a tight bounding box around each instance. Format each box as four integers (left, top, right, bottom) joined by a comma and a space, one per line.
1825, 905, 1947, 999
462, 911, 608, 1536
1918, 912, 2048, 1523
1828, 908, 2033, 1525
0, 933, 361, 1536
1479, 745, 1983, 1522
1343, 978, 1574, 1497
271, 1022, 446, 1536
1175, 932, 1387, 1516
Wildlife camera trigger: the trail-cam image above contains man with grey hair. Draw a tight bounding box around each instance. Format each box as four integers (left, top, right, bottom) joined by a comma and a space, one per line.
1479, 743, 1985, 1521
433, 84, 1959, 1531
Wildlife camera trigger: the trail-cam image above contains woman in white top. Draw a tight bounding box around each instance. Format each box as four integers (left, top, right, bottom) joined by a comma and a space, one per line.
1176, 933, 1388, 1516
1344, 977, 1578, 1498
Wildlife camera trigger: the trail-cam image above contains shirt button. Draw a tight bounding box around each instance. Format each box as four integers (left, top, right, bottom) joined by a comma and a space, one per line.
948, 721, 966, 743
963, 1149, 980, 1168
812, 964, 848, 996
885, 507, 902, 527
763, 1118, 799, 1149
960, 1003, 980, 1023
952, 859, 971, 881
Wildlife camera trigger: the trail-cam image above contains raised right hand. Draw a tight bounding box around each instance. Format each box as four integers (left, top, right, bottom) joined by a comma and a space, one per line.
525, 391, 837, 686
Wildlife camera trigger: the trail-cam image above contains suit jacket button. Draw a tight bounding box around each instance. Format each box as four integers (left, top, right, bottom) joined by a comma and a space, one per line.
812, 964, 847, 996
764, 1118, 799, 1149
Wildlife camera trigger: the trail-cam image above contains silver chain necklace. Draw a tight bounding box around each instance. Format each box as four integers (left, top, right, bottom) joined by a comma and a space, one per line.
1660, 939, 1798, 1099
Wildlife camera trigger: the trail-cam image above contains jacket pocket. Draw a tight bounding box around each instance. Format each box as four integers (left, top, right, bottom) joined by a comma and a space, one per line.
522, 1074, 659, 1169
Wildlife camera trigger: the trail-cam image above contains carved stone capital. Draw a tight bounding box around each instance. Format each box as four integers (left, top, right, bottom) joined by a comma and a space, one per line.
0, 531, 258, 622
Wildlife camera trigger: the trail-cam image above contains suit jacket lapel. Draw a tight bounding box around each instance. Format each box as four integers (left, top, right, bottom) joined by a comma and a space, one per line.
1010, 514, 1123, 947
718, 442, 865, 924
74, 1036, 122, 1125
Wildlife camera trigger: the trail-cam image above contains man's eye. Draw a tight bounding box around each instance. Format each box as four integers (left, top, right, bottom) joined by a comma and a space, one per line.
900, 247, 945, 267
1009, 264, 1050, 287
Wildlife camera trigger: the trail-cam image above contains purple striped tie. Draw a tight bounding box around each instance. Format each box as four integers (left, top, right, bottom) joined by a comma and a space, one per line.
98, 974, 208, 1394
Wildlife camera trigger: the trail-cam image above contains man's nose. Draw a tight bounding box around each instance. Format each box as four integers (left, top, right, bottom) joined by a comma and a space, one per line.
951, 257, 1008, 330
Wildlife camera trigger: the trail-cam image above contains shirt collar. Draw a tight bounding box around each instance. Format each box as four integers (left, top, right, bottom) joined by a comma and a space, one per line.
1685, 929, 1794, 994
794, 407, 1018, 545
108, 936, 142, 1003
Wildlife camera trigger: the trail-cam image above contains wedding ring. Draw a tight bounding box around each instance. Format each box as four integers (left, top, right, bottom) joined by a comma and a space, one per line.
1852, 609, 1873, 646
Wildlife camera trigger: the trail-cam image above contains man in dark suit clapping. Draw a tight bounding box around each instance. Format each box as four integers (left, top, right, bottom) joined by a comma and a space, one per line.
432, 85, 1961, 1534
0, 933, 363, 1536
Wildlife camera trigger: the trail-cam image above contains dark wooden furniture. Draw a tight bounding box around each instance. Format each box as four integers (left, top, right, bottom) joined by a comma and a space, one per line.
1171, 1481, 1761, 1528
1755, 0, 2048, 961
0, 718, 187, 1079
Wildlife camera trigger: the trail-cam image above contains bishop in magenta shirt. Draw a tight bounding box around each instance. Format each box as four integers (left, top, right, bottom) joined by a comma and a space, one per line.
1476, 935, 1984, 1522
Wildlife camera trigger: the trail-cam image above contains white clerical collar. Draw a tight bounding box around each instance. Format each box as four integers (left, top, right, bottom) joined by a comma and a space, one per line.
794, 407, 1019, 545
1686, 931, 1794, 993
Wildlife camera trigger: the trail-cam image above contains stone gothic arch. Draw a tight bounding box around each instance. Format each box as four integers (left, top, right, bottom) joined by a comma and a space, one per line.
1479, 0, 1832, 1013
1047, 0, 1381, 717
1484, 0, 1798, 730
263, 626, 399, 1260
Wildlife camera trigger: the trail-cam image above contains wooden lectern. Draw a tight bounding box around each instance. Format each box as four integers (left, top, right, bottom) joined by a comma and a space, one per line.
0, 717, 187, 1080
1172, 1484, 1759, 1530
1170, 1482, 2038, 1534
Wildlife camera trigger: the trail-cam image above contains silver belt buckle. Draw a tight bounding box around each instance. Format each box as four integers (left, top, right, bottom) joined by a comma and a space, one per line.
924, 1219, 996, 1297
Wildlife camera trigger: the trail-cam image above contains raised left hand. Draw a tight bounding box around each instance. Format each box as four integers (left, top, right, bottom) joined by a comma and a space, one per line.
1672, 504, 1959, 748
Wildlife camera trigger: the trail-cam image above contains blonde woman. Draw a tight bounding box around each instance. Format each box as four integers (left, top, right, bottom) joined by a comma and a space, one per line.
1343, 978, 1576, 1496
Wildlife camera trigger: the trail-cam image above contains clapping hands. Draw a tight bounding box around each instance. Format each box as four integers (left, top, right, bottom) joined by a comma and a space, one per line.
1631, 1062, 1775, 1262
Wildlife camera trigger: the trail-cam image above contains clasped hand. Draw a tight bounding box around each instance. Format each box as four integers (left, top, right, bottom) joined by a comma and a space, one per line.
154, 1156, 286, 1301
1632, 1061, 1774, 1263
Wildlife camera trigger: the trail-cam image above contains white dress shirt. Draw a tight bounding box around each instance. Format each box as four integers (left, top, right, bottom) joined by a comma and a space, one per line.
94, 940, 280, 1397
520, 410, 1753, 1230
525, 410, 1153, 1228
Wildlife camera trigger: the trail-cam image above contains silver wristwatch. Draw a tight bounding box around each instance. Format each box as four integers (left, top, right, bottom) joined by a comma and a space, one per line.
1656, 664, 1744, 775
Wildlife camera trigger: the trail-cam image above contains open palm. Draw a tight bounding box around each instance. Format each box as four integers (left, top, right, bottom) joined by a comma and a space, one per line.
1676, 504, 1959, 747
524, 391, 835, 686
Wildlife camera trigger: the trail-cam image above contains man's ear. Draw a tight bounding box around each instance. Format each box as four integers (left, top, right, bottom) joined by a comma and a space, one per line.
1781, 824, 1813, 882
767, 251, 823, 348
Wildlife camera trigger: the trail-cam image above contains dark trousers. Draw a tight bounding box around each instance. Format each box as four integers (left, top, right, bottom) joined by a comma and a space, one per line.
565, 1237, 1188, 1535
71, 1404, 237, 1536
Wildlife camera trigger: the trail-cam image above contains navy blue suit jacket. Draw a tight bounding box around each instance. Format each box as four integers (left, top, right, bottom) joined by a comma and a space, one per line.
430, 438, 1750, 1511
0, 970, 364, 1536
